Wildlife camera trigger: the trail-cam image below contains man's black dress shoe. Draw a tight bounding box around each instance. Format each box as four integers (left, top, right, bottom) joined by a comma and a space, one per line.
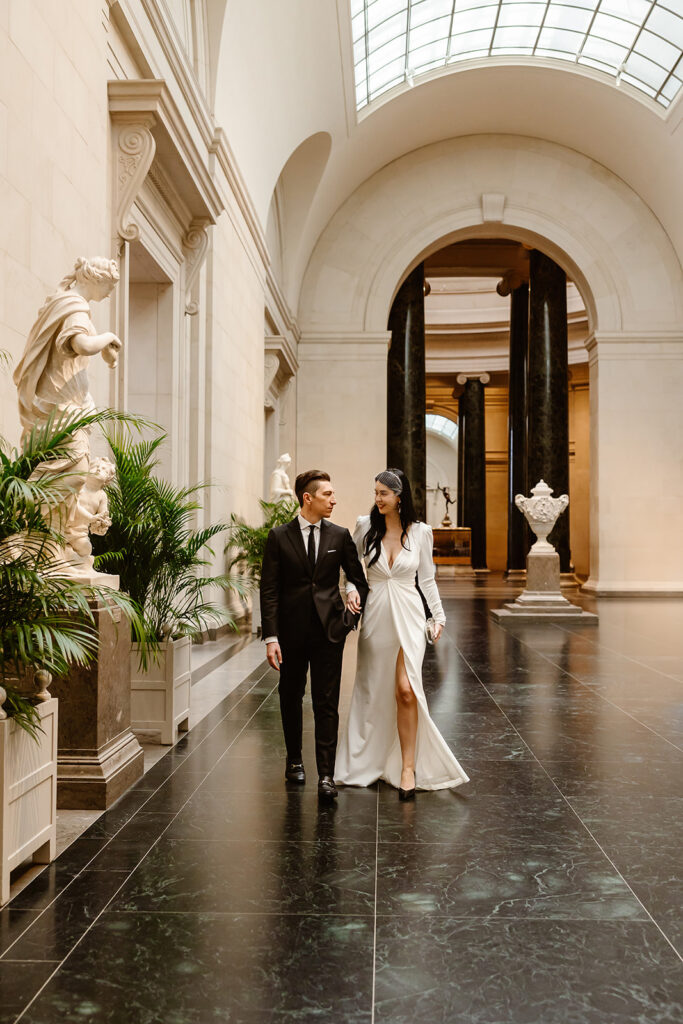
317, 776, 338, 801
285, 761, 306, 784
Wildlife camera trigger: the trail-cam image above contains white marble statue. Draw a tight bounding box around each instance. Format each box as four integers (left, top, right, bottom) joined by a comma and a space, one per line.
64, 456, 116, 574
269, 453, 295, 502
13, 257, 122, 580
515, 480, 569, 551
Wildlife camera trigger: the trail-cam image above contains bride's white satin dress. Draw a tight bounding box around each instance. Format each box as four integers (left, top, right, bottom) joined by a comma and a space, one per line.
335, 516, 469, 791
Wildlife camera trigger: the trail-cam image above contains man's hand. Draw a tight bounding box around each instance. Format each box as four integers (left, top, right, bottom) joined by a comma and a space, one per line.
346, 589, 362, 614
433, 623, 444, 643
266, 641, 283, 671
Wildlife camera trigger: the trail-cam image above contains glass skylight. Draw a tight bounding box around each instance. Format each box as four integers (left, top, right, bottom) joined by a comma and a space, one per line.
426, 413, 459, 440
351, 1, 683, 110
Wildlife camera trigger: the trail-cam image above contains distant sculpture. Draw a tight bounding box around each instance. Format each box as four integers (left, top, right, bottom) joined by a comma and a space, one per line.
436, 483, 456, 527
515, 480, 569, 551
269, 453, 295, 502
13, 257, 122, 579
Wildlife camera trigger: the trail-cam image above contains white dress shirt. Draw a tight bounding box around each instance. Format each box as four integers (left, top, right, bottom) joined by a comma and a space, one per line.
264, 514, 358, 645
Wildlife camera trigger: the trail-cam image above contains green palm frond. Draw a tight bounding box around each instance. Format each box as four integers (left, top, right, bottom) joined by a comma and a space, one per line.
93, 431, 252, 642
0, 407, 154, 735
225, 497, 298, 581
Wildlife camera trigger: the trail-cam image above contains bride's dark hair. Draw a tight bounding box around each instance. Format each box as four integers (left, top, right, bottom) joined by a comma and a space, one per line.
364, 467, 417, 567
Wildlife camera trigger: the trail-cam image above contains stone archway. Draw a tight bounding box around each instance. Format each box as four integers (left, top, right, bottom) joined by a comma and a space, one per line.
296, 135, 683, 593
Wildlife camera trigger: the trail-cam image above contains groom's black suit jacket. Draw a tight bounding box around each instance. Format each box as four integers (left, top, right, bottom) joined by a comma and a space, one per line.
260, 517, 369, 645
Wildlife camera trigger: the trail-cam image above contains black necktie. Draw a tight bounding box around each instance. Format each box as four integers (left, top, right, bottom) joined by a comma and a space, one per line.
307, 524, 316, 571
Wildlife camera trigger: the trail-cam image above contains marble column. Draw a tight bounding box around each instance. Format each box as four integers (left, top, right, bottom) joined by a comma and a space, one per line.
457, 374, 489, 570
505, 281, 529, 576
527, 250, 571, 573
457, 392, 465, 527
387, 263, 426, 519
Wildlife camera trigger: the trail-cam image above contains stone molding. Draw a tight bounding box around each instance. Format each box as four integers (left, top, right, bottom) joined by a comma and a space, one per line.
210, 127, 269, 268
182, 219, 211, 314
299, 136, 683, 336
111, 113, 157, 243
299, 331, 392, 363
108, 79, 222, 241
264, 336, 298, 412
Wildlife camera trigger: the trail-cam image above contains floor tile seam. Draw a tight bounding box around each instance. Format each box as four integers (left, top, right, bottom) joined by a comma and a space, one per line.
2, 665, 275, 955
11, 867, 141, 1024
452, 646, 538, 762
371, 784, 379, 1024
1, 959, 62, 965
453, 645, 683, 963
99, 909, 378, 917
144, 838, 381, 846
553, 622, 683, 683
507, 630, 683, 753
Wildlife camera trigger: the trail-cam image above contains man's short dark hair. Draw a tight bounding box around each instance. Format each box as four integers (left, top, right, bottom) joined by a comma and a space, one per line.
295, 470, 330, 507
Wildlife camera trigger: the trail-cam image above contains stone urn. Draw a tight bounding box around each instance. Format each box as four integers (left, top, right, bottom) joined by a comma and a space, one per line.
515, 480, 569, 552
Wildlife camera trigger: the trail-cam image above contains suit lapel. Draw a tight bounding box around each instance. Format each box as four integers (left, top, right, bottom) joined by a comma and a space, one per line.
314, 519, 333, 577
285, 517, 312, 577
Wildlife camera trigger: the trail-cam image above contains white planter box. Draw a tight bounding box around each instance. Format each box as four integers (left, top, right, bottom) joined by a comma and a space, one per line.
130, 636, 191, 745
1, 697, 58, 906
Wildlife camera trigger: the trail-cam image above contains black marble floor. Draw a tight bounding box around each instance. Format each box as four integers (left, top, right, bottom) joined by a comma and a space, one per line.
1, 590, 682, 1023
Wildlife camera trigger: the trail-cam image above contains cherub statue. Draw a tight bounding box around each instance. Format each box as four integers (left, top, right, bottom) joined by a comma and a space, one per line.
64, 456, 116, 573
269, 452, 295, 502
13, 257, 122, 577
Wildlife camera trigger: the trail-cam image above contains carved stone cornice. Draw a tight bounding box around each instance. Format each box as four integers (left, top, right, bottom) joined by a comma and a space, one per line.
108, 80, 222, 235
264, 352, 280, 410
182, 219, 211, 315
111, 113, 157, 243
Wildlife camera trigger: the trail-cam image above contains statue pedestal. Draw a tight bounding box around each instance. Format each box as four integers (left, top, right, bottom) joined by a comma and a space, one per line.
491, 550, 598, 624
49, 598, 144, 809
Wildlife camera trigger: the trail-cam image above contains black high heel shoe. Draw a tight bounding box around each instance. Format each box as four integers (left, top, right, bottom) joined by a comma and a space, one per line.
398, 769, 416, 801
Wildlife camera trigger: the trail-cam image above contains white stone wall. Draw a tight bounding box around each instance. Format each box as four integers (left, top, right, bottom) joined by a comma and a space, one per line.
584, 334, 683, 594
297, 334, 389, 532
0, 0, 112, 445
204, 215, 265, 530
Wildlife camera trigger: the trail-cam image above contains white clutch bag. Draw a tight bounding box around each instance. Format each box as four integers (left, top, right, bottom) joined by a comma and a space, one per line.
425, 617, 437, 644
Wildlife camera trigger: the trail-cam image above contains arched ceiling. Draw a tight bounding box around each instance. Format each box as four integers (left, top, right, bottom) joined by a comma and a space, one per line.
214, 1, 683, 312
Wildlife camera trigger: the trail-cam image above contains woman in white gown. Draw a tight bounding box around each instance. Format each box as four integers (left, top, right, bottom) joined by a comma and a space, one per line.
335, 469, 469, 798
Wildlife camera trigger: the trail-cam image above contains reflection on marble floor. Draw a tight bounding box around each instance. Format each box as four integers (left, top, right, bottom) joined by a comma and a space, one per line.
0, 588, 681, 1023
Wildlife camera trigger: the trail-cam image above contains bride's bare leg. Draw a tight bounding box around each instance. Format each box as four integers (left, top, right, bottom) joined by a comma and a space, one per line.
395, 648, 418, 789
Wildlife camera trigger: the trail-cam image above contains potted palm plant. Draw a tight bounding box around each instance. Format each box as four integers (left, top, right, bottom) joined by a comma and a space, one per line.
0, 406, 146, 904
225, 497, 298, 633
93, 431, 250, 744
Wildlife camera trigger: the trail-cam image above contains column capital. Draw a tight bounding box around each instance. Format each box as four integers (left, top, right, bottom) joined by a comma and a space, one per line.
456, 373, 490, 386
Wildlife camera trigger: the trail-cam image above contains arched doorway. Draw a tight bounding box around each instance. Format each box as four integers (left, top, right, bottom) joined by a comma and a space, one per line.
297, 136, 683, 594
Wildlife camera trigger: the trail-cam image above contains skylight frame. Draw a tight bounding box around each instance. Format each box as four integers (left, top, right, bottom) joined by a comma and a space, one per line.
426, 413, 459, 441
350, 0, 683, 112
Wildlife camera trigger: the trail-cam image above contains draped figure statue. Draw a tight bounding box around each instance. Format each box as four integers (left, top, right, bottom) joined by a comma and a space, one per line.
13, 257, 122, 578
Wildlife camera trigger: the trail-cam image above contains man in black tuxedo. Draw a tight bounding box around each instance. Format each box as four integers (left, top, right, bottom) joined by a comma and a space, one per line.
260, 470, 368, 800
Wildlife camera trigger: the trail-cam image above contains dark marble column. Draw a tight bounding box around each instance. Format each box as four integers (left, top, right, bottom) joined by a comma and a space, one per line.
506, 281, 529, 576
527, 250, 571, 572
387, 263, 426, 519
456, 392, 465, 527
457, 373, 488, 570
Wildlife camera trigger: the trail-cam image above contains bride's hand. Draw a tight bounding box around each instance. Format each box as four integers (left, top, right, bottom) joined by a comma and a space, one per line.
433, 623, 444, 643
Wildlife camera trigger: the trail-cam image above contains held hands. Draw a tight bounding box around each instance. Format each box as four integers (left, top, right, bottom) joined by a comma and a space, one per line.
346, 590, 362, 614
266, 641, 283, 671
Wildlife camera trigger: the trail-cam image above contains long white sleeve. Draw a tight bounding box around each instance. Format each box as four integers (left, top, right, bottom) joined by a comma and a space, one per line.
416, 523, 446, 626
